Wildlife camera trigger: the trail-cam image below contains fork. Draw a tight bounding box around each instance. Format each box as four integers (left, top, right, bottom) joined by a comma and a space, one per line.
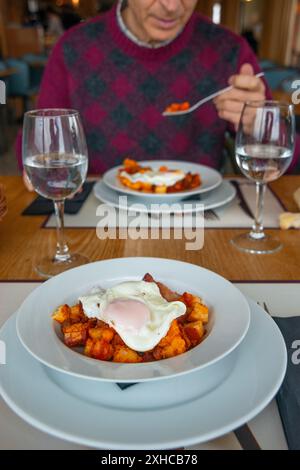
162, 72, 265, 117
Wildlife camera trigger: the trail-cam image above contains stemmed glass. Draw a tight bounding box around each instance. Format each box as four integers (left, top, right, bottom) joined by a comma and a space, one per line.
232, 100, 295, 254
23, 109, 89, 277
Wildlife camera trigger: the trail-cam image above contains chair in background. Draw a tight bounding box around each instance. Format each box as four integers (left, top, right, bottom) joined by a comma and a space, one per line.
3, 26, 47, 115
262, 67, 299, 91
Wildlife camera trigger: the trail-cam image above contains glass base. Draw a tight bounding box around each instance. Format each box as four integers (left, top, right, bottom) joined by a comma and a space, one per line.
36, 253, 90, 279
231, 232, 282, 255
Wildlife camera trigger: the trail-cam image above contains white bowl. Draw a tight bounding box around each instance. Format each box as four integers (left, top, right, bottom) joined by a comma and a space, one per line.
103, 161, 223, 204
16, 258, 250, 383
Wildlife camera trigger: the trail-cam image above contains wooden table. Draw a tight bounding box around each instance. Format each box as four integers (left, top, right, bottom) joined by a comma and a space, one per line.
0, 175, 300, 282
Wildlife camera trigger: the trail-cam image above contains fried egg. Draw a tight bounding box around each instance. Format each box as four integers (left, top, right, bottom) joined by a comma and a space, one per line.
79, 281, 186, 352
120, 170, 185, 187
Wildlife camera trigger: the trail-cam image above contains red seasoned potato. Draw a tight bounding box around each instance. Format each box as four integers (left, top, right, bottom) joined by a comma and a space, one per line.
84, 338, 114, 361
52, 304, 71, 324
183, 321, 205, 347
63, 322, 89, 348
113, 345, 143, 363
88, 326, 115, 343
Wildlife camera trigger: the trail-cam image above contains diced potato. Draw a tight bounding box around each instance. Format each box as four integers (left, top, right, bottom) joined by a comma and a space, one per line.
70, 303, 85, 322
113, 345, 142, 363
123, 158, 138, 169
184, 321, 205, 346
158, 320, 180, 347
154, 185, 167, 194
153, 335, 186, 360
130, 182, 142, 190
179, 324, 191, 349
89, 339, 114, 361
142, 351, 155, 362
88, 326, 115, 343
52, 304, 71, 324
141, 183, 152, 192
188, 303, 209, 324
112, 333, 126, 347
63, 322, 89, 347
84, 338, 94, 357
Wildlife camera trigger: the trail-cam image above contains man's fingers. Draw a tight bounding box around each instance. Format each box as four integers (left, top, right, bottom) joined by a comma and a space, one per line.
228, 64, 264, 91
228, 63, 254, 86
240, 63, 255, 76
214, 99, 244, 114
215, 63, 266, 127
214, 89, 265, 105
230, 73, 265, 91
217, 109, 241, 126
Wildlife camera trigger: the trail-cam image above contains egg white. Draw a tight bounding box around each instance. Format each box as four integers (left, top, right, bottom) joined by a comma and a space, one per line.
120, 170, 185, 187
79, 281, 186, 352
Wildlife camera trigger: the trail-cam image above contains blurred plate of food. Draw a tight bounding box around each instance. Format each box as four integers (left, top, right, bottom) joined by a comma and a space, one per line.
102, 160, 222, 204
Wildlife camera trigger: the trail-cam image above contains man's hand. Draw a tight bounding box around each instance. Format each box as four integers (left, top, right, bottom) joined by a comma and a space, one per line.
214, 63, 266, 130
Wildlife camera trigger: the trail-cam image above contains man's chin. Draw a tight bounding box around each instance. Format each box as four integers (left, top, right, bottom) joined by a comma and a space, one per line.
148, 28, 180, 44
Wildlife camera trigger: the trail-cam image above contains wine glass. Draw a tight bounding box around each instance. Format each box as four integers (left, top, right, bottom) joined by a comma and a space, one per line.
23, 109, 89, 277
232, 100, 295, 254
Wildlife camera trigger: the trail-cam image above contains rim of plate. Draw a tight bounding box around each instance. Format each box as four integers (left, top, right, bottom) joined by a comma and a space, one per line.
102, 161, 223, 199
93, 179, 236, 214
16, 258, 250, 383
0, 303, 287, 450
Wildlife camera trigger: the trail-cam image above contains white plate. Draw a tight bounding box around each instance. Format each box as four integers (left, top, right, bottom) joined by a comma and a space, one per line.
94, 180, 236, 215
0, 301, 287, 450
16, 258, 250, 383
103, 161, 223, 203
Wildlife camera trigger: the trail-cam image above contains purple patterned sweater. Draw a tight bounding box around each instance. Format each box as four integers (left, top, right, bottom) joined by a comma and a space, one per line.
18, 5, 273, 174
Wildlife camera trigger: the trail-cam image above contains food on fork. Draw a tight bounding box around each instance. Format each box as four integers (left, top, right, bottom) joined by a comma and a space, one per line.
52, 274, 209, 363
118, 158, 201, 194
164, 102, 190, 113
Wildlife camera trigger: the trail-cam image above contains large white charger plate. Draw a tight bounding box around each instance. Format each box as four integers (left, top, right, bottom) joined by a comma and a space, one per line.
0, 301, 287, 450
16, 258, 250, 383
94, 179, 236, 215
103, 161, 223, 203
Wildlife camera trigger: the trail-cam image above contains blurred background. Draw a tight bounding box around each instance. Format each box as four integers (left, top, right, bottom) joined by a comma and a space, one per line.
0, 0, 300, 174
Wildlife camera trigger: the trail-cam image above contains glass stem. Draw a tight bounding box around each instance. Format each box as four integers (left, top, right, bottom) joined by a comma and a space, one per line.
250, 182, 266, 240
53, 200, 70, 262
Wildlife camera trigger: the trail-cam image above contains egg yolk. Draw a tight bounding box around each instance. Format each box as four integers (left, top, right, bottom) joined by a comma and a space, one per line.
103, 299, 151, 333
